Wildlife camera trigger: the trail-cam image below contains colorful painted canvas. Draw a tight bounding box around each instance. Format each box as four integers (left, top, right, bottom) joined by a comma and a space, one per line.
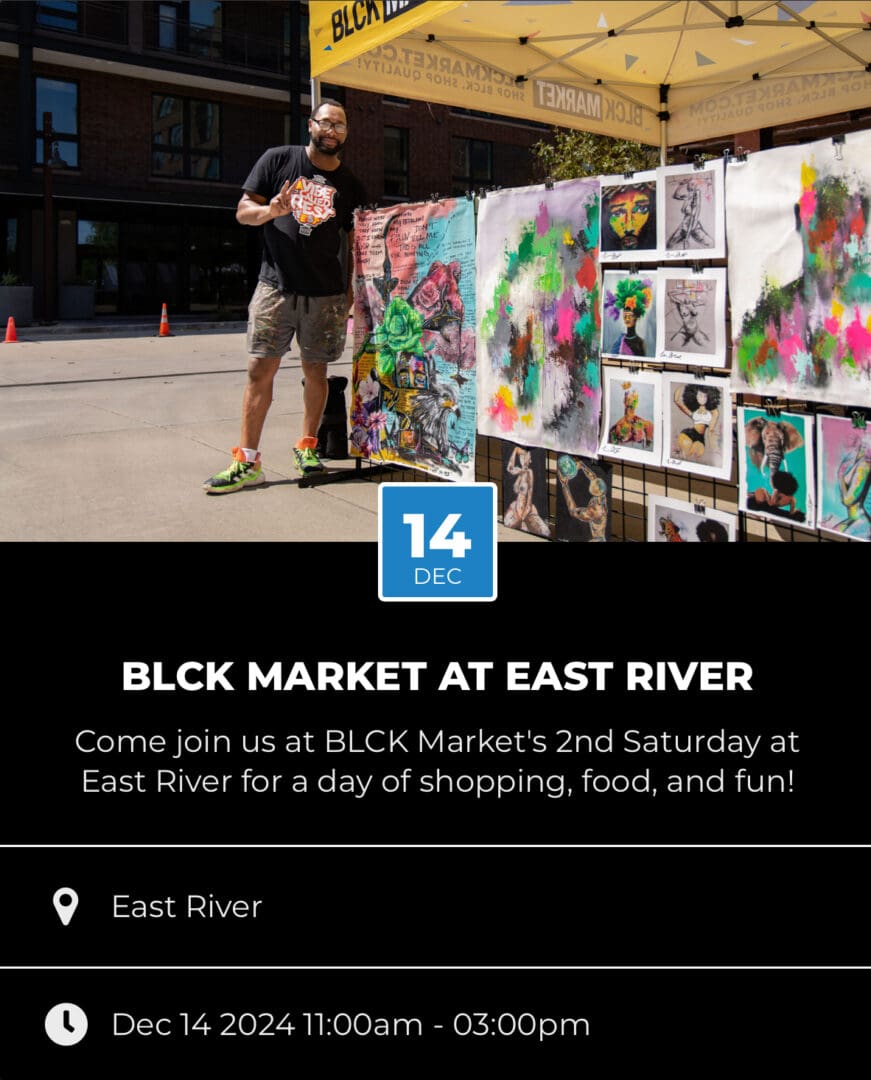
738, 407, 816, 529
600, 171, 658, 262
663, 374, 733, 481
598, 367, 663, 466
656, 268, 727, 367
351, 198, 477, 481
647, 495, 736, 543
554, 454, 612, 542
476, 179, 602, 457
727, 132, 871, 405
602, 270, 657, 361
501, 442, 551, 538
816, 414, 871, 541
657, 160, 725, 261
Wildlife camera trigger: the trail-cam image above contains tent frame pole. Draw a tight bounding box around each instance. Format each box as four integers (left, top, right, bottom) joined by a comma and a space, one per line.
659, 83, 670, 166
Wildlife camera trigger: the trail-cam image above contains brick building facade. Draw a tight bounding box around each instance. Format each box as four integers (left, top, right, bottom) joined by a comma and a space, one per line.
0, 0, 544, 319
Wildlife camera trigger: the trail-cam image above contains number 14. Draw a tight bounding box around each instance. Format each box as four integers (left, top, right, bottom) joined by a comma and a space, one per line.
403, 513, 472, 559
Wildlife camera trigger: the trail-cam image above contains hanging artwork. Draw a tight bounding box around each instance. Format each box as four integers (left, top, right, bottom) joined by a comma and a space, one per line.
727, 131, 871, 405
663, 374, 733, 481
738, 407, 816, 529
657, 160, 725, 261
656, 267, 727, 367
351, 198, 477, 481
476, 179, 602, 457
554, 454, 612, 542
598, 367, 663, 466
600, 171, 658, 262
647, 495, 736, 543
816, 414, 871, 541
602, 270, 657, 361
501, 442, 551, 538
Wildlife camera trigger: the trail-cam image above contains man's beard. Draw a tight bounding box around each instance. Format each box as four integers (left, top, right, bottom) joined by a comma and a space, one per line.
312, 133, 343, 156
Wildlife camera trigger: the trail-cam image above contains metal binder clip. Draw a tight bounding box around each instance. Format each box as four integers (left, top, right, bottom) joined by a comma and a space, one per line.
851, 410, 867, 429
764, 398, 783, 417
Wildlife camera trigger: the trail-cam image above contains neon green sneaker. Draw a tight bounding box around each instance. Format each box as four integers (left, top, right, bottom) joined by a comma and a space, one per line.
293, 439, 326, 476
203, 447, 265, 494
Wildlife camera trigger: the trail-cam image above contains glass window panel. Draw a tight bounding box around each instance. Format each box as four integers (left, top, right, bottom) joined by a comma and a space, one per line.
35, 138, 78, 167
190, 155, 220, 180
152, 96, 183, 148
191, 102, 218, 150
470, 140, 491, 182
158, 4, 177, 49
189, 1, 221, 28
36, 79, 78, 135
35, 2, 78, 31
384, 127, 407, 173
451, 137, 470, 177
152, 151, 184, 177
77, 220, 118, 250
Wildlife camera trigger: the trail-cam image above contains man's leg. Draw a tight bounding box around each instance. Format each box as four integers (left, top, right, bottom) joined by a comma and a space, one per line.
300, 359, 329, 444
241, 355, 282, 449
292, 360, 329, 475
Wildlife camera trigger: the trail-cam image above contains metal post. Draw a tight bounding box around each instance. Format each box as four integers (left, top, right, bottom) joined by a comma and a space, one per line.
42, 111, 56, 323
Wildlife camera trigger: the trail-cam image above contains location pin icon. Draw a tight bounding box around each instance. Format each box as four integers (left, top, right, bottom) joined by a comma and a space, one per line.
53, 887, 79, 926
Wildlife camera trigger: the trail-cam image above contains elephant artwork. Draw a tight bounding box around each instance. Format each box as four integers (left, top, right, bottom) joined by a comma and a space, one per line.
739, 407, 815, 528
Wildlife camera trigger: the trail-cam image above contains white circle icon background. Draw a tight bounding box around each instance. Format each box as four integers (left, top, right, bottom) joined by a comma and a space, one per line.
44, 1002, 88, 1046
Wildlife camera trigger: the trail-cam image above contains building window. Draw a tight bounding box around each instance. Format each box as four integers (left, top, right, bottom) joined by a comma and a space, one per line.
384, 126, 409, 199
35, 78, 79, 167
451, 137, 492, 194
152, 95, 221, 180
154, 1, 222, 59
35, 1, 79, 32
77, 220, 119, 313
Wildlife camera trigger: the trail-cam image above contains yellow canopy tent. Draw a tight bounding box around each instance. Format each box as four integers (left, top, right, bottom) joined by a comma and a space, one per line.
309, 1, 871, 154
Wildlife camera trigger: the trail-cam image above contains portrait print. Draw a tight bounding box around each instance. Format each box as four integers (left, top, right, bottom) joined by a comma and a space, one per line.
501, 441, 551, 538
602, 270, 657, 361
600, 171, 658, 262
657, 160, 725, 260
599, 367, 663, 466
554, 454, 612, 542
647, 495, 736, 543
656, 268, 727, 367
738, 407, 816, 529
816, 415, 871, 541
663, 374, 733, 481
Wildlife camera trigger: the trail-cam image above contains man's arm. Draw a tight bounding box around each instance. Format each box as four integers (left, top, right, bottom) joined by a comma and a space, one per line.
236, 180, 293, 226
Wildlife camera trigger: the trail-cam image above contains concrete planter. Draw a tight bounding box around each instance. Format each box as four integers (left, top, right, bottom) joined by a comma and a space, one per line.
59, 284, 96, 320
0, 285, 34, 327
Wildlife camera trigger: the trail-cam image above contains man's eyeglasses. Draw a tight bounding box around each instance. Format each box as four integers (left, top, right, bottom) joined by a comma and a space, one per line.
311, 118, 347, 134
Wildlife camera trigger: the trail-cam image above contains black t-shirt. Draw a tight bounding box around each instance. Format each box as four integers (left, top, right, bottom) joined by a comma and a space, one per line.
242, 145, 366, 297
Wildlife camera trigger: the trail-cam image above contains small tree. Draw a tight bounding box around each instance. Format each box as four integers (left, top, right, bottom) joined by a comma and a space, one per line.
531, 127, 660, 182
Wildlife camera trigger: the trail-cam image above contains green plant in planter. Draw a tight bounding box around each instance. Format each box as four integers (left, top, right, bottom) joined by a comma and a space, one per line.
1, 272, 24, 286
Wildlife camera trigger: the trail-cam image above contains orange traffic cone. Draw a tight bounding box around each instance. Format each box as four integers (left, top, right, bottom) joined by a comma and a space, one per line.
158, 303, 172, 337
4, 316, 18, 343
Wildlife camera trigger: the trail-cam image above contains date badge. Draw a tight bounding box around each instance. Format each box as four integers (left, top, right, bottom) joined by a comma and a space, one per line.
378, 483, 497, 602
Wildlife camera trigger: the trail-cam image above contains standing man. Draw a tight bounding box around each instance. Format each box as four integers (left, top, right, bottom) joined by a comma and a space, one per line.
204, 98, 366, 493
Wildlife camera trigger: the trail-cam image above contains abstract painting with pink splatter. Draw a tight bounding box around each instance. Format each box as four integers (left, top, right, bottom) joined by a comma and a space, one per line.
476, 179, 602, 457
727, 131, 871, 405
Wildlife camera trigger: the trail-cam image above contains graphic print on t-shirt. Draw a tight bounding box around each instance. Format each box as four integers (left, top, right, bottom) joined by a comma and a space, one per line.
290, 176, 337, 233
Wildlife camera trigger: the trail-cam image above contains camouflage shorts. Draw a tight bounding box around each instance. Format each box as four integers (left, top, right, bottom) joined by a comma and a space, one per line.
246, 281, 348, 362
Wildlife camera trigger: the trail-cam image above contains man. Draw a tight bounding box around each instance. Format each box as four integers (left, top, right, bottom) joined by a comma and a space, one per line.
204, 98, 366, 493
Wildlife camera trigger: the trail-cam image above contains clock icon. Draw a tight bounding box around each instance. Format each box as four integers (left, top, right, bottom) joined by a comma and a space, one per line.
44, 1003, 88, 1046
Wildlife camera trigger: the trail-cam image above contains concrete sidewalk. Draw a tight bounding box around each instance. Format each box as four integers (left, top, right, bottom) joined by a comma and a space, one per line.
0, 329, 540, 543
